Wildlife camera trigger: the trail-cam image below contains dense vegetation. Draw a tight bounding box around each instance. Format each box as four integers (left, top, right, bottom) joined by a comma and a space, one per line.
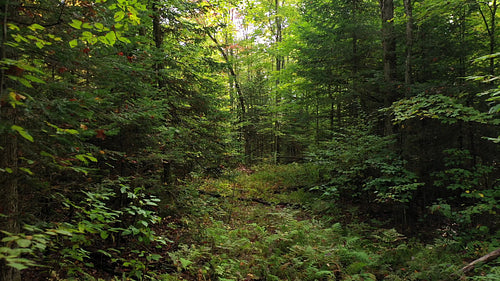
0, 0, 498, 280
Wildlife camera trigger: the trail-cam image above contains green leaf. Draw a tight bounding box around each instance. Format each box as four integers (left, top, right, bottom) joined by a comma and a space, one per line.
11, 125, 34, 142
82, 22, 93, 29
12, 34, 28, 43
97, 249, 111, 257
1, 235, 19, 242
179, 258, 193, 269
64, 129, 79, 135
28, 24, 45, 31
69, 19, 83, 29
118, 36, 131, 43
148, 254, 162, 261
7, 262, 29, 270
23, 74, 45, 84
7, 23, 20, 31
75, 154, 88, 164
15, 239, 31, 248
105, 32, 116, 46
98, 36, 109, 45
40, 151, 55, 162
94, 22, 104, 31
114, 11, 125, 22
18, 78, 33, 88
489, 103, 500, 113
47, 34, 62, 41
69, 39, 78, 48
81, 31, 93, 40
69, 166, 89, 175
86, 154, 97, 162
100, 231, 109, 239
19, 168, 33, 175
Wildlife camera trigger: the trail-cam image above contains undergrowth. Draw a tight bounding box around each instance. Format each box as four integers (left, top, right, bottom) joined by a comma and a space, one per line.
155, 164, 497, 281
8, 164, 498, 280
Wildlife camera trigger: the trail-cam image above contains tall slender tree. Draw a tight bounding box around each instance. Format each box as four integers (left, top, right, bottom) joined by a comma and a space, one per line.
380, 0, 396, 134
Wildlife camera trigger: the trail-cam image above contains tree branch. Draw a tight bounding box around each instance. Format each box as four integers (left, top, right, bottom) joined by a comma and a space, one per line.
206, 30, 246, 116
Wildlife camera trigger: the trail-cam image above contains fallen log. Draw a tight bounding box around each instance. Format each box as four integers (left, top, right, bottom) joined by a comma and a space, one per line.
198, 189, 303, 209
461, 247, 500, 273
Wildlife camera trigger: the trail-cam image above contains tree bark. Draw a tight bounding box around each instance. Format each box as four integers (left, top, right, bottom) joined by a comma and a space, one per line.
152, 1, 165, 89
273, 0, 283, 164
403, 0, 413, 96
380, 0, 396, 135
206, 31, 252, 159
477, 0, 498, 76
0, 0, 21, 280
206, 32, 246, 117
380, 0, 396, 84
0, 108, 20, 281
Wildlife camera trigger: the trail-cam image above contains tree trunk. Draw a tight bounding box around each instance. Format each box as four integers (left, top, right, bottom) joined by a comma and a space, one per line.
380, 0, 396, 84
380, 0, 396, 135
403, 0, 413, 96
206, 31, 251, 160
273, 0, 283, 164
352, 0, 359, 74
0, 108, 20, 281
0, 0, 21, 279
488, 0, 497, 76
478, 0, 497, 76
152, 1, 165, 89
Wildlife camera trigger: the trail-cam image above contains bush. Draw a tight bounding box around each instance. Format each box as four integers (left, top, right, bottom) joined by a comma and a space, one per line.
307, 124, 423, 206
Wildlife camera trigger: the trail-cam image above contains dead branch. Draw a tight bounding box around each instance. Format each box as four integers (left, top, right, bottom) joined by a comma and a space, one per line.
461, 247, 500, 273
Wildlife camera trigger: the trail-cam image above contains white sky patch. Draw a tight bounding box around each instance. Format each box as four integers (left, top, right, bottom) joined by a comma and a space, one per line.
231, 4, 269, 45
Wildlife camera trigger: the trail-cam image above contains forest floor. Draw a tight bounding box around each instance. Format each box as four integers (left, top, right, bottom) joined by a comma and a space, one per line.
22, 166, 493, 280
153, 169, 476, 281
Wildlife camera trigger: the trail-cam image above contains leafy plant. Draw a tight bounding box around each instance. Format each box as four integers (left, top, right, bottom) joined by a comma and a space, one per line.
430, 149, 499, 229
307, 123, 423, 207
42, 179, 167, 279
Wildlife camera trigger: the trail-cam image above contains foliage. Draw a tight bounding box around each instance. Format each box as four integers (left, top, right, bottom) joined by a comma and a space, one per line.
430, 149, 499, 232
389, 94, 494, 125
1, 0, 500, 280
168, 203, 379, 280
0, 225, 57, 271
307, 123, 422, 206
158, 168, 480, 281
468, 52, 500, 142
0, 179, 166, 279
238, 163, 321, 191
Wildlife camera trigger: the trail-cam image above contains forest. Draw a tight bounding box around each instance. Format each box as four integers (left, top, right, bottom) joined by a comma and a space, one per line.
0, 0, 499, 280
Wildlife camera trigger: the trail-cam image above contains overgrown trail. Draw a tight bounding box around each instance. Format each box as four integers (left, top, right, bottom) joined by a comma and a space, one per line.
170, 194, 348, 280
160, 174, 413, 281
155, 163, 484, 281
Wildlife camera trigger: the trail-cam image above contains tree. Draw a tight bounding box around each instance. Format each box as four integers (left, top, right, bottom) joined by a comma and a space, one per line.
403, 0, 413, 92
380, 0, 397, 134
0, 0, 230, 278
476, 0, 498, 76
